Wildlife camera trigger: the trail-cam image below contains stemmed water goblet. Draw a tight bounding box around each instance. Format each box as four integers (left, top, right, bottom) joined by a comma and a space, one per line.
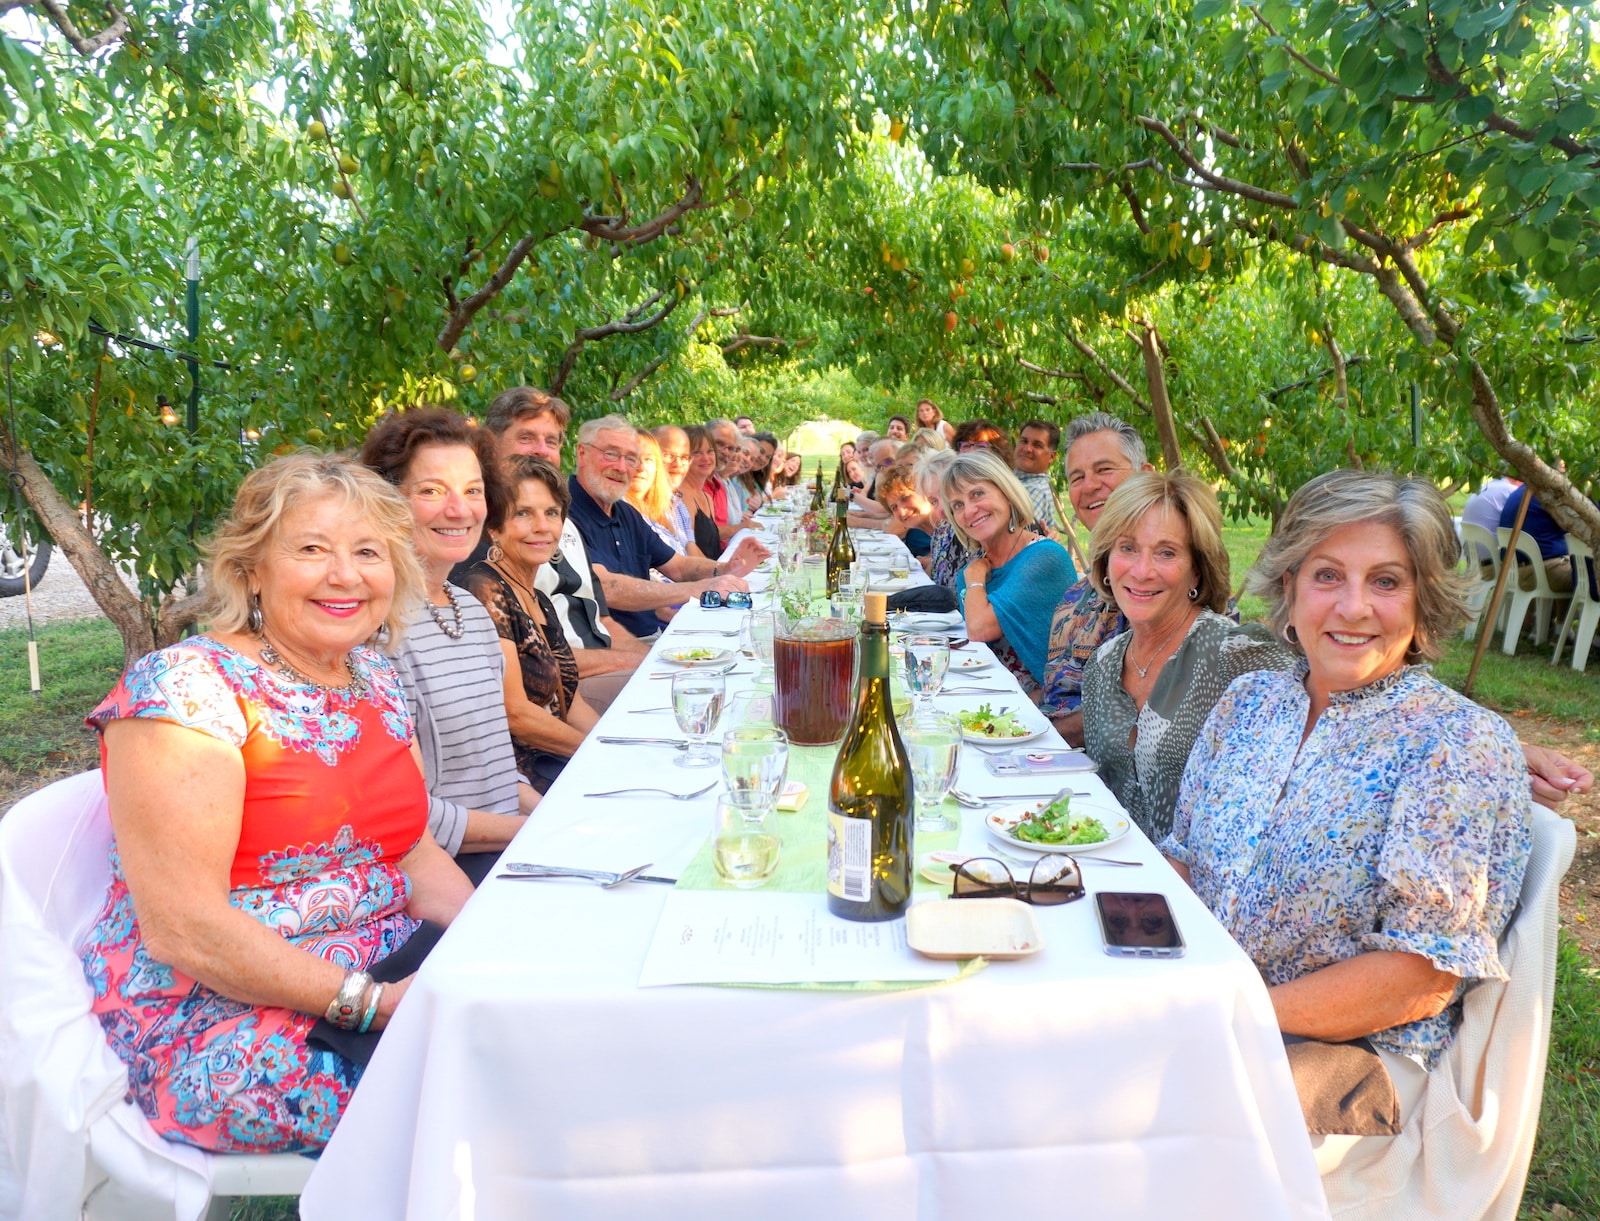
720, 726, 790, 821
902, 634, 951, 720
671, 669, 726, 768
903, 713, 962, 833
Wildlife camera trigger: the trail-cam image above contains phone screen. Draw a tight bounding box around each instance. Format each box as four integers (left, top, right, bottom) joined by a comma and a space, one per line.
1095, 891, 1185, 957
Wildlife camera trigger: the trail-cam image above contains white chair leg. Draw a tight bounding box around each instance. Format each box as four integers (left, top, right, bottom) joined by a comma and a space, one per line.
1502, 591, 1533, 655
1552, 601, 1575, 665
1573, 606, 1600, 673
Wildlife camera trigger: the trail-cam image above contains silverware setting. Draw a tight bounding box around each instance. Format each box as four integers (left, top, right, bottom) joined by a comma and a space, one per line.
948, 787, 1093, 808
939, 686, 1010, 695
626, 706, 674, 714
984, 839, 1143, 868
583, 783, 718, 800
671, 629, 740, 636
597, 736, 691, 748
498, 862, 678, 886
649, 665, 751, 679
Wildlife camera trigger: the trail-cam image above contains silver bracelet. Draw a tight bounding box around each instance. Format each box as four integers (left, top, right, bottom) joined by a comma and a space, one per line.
966, 582, 986, 592
325, 970, 374, 1031
357, 982, 384, 1034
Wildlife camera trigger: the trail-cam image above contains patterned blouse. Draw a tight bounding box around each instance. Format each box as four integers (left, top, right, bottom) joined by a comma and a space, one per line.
927, 521, 971, 588
464, 563, 582, 786
1160, 665, 1532, 1067
1081, 610, 1291, 841
80, 636, 426, 1153
1039, 577, 1126, 716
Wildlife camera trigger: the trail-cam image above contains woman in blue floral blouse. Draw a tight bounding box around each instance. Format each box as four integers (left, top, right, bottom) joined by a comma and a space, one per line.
1160, 471, 1532, 1144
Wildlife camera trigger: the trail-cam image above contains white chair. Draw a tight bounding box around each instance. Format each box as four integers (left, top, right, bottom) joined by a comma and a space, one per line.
1458, 522, 1501, 642
1320, 805, 1576, 1220
0, 772, 312, 1221
1496, 527, 1570, 654
1551, 535, 1599, 673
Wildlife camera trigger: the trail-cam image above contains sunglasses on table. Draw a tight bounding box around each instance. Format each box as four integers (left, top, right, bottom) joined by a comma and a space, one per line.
699, 590, 753, 609
952, 855, 1084, 905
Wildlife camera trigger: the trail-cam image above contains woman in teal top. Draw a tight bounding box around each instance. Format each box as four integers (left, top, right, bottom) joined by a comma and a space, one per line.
944, 449, 1077, 693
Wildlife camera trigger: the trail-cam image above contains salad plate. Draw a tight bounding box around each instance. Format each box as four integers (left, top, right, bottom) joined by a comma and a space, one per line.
985, 795, 1130, 855
955, 702, 1048, 744
948, 655, 994, 672
657, 645, 736, 668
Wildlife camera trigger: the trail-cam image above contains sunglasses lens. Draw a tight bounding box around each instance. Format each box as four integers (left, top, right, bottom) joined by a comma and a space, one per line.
953, 858, 1015, 901
1027, 855, 1083, 905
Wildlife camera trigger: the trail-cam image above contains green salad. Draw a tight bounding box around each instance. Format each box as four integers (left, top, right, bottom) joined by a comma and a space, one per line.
1011, 794, 1109, 845
673, 647, 720, 661
957, 702, 1029, 738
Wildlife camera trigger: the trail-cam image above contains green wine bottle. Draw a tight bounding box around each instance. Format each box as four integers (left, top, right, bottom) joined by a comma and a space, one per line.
827, 591, 913, 922
809, 463, 826, 512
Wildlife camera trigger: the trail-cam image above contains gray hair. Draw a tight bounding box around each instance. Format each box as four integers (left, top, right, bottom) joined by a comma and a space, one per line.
1245, 469, 1471, 663
705, 417, 737, 438
1064, 412, 1148, 470
938, 449, 1038, 549
914, 448, 957, 496
855, 430, 880, 454
576, 413, 636, 445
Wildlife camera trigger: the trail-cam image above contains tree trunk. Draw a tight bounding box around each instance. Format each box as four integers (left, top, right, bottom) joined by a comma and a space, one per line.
1136, 323, 1182, 470
0, 419, 155, 665
1321, 322, 1362, 469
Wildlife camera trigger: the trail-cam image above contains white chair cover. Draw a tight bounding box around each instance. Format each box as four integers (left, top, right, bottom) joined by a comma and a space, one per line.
0, 771, 213, 1221
1320, 805, 1577, 1220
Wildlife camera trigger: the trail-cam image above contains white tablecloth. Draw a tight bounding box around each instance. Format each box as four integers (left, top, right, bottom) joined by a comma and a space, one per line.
302, 529, 1328, 1221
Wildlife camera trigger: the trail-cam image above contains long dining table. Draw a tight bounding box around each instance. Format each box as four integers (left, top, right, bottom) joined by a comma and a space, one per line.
301, 519, 1330, 1221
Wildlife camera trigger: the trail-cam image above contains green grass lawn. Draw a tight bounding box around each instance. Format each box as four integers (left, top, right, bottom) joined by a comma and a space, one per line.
0, 618, 123, 798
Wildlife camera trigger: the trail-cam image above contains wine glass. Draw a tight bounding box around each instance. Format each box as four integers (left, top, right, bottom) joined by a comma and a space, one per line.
833, 572, 866, 628
721, 726, 790, 821
711, 796, 781, 888
903, 714, 962, 833
741, 611, 777, 681
902, 635, 950, 719
671, 669, 726, 768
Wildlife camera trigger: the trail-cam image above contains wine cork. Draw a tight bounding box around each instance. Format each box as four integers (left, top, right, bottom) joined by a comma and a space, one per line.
864, 591, 888, 624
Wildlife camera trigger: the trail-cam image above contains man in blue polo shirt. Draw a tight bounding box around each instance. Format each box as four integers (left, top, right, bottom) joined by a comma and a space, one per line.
568, 414, 767, 637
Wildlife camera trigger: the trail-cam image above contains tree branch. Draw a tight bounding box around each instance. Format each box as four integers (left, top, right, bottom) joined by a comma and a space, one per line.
1066, 330, 1152, 414
1116, 176, 1151, 234
1424, 52, 1597, 160
608, 354, 669, 402
1137, 115, 1300, 209
580, 176, 707, 245
31, 0, 128, 55
720, 333, 793, 356
436, 228, 562, 351
1247, 6, 1344, 88
549, 286, 686, 394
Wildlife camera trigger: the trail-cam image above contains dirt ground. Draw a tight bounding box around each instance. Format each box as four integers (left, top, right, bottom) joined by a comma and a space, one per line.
1504, 712, 1600, 967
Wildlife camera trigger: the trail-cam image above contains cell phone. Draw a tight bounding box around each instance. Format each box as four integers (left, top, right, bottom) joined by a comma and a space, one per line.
1094, 891, 1185, 958
983, 748, 1099, 777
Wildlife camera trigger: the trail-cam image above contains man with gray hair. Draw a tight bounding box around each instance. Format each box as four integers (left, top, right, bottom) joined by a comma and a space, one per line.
568, 414, 767, 637
1040, 411, 1155, 744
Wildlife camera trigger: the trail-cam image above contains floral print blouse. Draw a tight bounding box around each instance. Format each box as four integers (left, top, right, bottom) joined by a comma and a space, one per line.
1160, 664, 1532, 1067
1039, 577, 1126, 716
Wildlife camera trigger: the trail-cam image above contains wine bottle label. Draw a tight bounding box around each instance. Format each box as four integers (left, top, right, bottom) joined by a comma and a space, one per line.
826, 812, 872, 903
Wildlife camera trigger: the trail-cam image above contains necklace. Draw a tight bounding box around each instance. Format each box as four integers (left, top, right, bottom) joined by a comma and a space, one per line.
427, 582, 466, 640
258, 635, 369, 701
1128, 610, 1196, 679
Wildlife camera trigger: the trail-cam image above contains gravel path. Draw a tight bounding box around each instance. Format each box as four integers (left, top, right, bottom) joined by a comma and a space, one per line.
0, 554, 126, 629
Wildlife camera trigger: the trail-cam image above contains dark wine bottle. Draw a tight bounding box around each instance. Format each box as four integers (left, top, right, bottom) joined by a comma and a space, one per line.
825, 477, 856, 595
809, 463, 826, 512
827, 591, 913, 922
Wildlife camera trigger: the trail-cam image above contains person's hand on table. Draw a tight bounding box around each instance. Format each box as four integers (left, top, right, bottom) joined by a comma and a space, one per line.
725, 537, 771, 575
517, 782, 540, 815
1522, 742, 1594, 810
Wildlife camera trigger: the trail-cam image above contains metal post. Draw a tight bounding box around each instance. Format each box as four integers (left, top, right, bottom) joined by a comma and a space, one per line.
1409, 383, 1422, 449
185, 237, 200, 435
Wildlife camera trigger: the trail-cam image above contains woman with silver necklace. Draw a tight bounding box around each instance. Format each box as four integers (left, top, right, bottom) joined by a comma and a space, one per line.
360, 408, 539, 886
1079, 471, 1290, 840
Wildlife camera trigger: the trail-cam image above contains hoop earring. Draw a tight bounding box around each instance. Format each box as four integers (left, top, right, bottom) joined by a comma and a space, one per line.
1007, 510, 1018, 534
487, 542, 504, 564
1283, 624, 1300, 646
1187, 587, 1199, 602
247, 595, 264, 634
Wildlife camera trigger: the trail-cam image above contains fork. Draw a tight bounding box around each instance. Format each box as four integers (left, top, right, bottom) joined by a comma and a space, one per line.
584, 782, 718, 800
597, 735, 691, 748
499, 862, 655, 887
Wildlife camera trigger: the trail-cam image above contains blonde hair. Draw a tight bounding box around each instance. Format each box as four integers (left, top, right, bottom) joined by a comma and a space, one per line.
1088, 470, 1231, 615
203, 451, 424, 650
627, 429, 675, 525
1245, 469, 1470, 662
939, 449, 1038, 550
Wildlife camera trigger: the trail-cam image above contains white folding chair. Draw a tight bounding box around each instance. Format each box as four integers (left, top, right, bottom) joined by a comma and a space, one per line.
1551, 535, 1600, 673
0, 772, 312, 1221
1320, 806, 1576, 1219
1496, 528, 1571, 654
1458, 522, 1501, 642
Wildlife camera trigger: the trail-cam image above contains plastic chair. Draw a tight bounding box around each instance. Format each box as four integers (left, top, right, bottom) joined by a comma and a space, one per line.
1458, 522, 1501, 642
1550, 535, 1599, 672
0, 772, 312, 1221
1320, 805, 1577, 1219
1496, 527, 1571, 654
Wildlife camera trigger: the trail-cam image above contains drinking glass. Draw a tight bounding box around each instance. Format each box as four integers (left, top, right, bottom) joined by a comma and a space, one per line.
741, 611, 777, 680
711, 796, 781, 888
671, 669, 726, 768
832, 573, 866, 628
727, 685, 777, 728
721, 726, 790, 821
903, 714, 962, 833
902, 634, 951, 719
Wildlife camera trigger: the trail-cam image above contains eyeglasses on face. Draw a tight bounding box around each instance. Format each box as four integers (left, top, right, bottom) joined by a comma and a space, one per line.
959, 441, 995, 452
584, 444, 642, 470
952, 855, 1084, 905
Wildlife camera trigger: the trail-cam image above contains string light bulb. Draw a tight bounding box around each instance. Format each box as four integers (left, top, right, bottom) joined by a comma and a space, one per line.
157, 394, 179, 426
245, 428, 261, 441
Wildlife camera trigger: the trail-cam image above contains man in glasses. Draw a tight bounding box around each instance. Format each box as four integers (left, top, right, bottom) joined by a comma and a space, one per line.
456, 386, 647, 712
569, 415, 766, 638
1040, 412, 1155, 744
849, 437, 898, 521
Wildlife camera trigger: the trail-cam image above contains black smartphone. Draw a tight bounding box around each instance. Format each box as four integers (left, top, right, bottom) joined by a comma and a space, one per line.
1094, 891, 1186, 958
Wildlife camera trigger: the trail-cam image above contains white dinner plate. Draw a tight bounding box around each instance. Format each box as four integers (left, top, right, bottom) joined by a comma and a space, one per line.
657, 646, 736, 668
957, 713, 1049, 745
949, 655, 994, 672
985, 799, 1131, 855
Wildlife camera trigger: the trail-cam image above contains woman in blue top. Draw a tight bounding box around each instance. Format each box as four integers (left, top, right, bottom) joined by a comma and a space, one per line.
943, 449, 1076, 694
1160, 470, 1532, 1159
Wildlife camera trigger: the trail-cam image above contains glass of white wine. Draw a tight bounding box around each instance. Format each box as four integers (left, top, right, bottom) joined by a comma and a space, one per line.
720, 725, 790, 821
902, 634, 951, 719
903, 714, 962, 833
712, 796, 781, 888
671, 669, 726, 768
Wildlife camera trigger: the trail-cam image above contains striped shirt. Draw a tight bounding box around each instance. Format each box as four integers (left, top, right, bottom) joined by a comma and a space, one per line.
393, 585, 523, 856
